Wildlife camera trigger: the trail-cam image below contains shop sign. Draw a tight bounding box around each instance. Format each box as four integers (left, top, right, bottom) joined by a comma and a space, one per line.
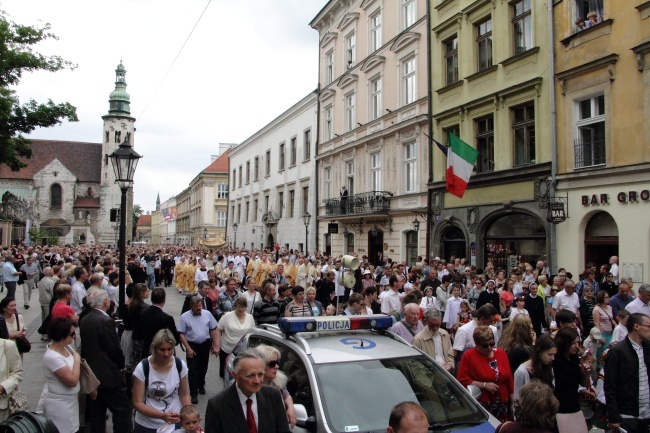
548, 202, 566, 224
328, 223, 339, 234
582, 190, 650, 205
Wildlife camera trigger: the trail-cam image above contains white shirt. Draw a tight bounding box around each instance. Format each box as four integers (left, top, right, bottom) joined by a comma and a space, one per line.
70, 281, 86, 314
626, 298, 650, 316
453, 320, 499, 352
610, 263, 619, 284
552, 290, 580, 313
236, 384, 258, 426
380, 289, 402, 314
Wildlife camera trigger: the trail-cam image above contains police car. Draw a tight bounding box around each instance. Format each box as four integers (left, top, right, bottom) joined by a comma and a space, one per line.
225, 315, 498, 433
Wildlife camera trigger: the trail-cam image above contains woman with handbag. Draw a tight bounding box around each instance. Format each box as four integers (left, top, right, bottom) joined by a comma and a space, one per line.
0, 338, 24, 422
0, 298, 29, 355
42, 317, 81, 433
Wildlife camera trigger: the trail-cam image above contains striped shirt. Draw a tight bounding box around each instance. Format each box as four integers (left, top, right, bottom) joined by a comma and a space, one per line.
630, 339, 650, 419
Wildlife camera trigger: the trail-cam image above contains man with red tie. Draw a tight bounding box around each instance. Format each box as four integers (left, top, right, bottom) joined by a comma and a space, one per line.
205, 348, 291, 433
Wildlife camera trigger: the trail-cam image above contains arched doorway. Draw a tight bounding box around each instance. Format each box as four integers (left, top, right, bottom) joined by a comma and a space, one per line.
368, 229, 384, 266
405, 231, 418, 266
584, 212, 618, 268
266, 233, 274, 249
484, 213, 546, 271
324, 233, 332, 256
442, 226, 466, 262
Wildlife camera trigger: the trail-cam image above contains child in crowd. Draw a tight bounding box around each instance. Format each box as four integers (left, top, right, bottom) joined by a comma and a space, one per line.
173, 404, 202, 432
324, 304, 336, 316
443, 286, 462, 331
456, 300, 472, 327
611, 309, 630, 345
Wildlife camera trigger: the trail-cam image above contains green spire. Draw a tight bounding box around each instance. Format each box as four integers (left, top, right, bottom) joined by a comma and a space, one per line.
108, 61, 131, 116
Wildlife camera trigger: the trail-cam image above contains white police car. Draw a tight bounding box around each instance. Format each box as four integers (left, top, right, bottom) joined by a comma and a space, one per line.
226, 315, 499, 433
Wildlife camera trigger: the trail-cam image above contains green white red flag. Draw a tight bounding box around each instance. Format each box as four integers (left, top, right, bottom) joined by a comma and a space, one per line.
434, 133, 479, 198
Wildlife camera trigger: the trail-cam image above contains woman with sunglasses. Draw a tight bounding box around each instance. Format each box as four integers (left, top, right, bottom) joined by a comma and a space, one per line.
458, 326, 514, 422
42, 317, 81, 433
255, 344, 297, 429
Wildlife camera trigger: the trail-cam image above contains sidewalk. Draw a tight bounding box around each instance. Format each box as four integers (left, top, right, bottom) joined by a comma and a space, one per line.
18, 282, 225, 427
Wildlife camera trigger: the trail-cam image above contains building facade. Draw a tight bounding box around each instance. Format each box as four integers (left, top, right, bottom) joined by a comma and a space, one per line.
310, 0, 430, 264
553, 0, 650, 281
157, 196, 177, 244
0, 61, 136, 245
227, 93, 318, 253
427, 0, 553, 269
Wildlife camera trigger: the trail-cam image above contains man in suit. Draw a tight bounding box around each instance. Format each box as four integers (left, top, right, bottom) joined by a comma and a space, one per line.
181, 280, 215, 316
205, 348, 291, 433
141, 287, 180, 355
80, 289, 132, 432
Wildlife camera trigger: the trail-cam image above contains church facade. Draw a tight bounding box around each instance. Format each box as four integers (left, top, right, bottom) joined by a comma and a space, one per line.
0, 61, 136, 245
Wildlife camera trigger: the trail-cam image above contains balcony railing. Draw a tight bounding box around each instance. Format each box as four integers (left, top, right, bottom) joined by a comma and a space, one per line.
324, 191, 392, 216
574, 136, 606, 168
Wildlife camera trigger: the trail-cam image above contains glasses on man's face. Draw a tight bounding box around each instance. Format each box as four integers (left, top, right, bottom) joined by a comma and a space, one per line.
266, 360, 279, 368
480, 341, 496, 349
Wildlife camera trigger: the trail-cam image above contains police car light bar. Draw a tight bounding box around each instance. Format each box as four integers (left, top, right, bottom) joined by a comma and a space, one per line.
278, 315, 393, 335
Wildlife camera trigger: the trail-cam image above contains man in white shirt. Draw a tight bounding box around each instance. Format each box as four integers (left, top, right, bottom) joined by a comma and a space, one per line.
626, 284, 650, 316
453, 305, 499, 363
380, 275, 404, 315
71, 266, 88, 314
610, 256, 619, 284
553, 280, 581, 315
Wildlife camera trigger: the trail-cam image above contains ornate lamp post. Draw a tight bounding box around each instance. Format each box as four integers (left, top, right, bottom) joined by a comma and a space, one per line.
109, 139, 142, 309
302, 211, 311, 254
233, 222, 238, 249
412, 218, 420, 232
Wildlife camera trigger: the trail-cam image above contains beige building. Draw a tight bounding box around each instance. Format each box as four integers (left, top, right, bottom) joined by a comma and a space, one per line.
553, 1, 650, 281
428, 0, 553, 268
175, 187, 191, 245
310, 0, 429, 264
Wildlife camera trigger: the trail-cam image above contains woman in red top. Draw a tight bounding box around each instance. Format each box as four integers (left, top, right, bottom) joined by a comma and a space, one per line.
458, 325, 514, 422
51, 283, 79, 326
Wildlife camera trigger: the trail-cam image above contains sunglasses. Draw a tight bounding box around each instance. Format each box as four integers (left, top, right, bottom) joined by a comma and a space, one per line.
479, 341, 496, 349
266, 360, 279, 368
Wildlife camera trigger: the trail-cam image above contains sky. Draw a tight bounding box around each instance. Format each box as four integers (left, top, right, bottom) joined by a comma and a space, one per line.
4, 0, 325, 212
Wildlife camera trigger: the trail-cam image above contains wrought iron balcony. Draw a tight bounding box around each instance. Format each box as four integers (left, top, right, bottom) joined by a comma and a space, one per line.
574, 135, 606, 168
323, 191, 392, 216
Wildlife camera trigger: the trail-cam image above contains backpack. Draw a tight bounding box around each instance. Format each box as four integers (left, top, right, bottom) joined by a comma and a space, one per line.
140, 356, 183, 395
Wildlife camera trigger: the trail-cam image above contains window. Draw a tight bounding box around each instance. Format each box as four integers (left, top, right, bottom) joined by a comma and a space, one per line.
345, 32, 356, 68
476, 18, 493, 71
237, 203, 242, 224
325, 105, 333, 141
444, 125, 460, 145
304, 129, 311, 160
404, 142, 416, 193
370, 11, 382, 52
325, 167, 332, 200
403, 57, 416, 105
238, 166, 242, 188
476, 115, 495, 173
245, 161, 250, 184
50, 184, 62, 209
254, 157, 259, 181
279, 143, 285, 170
290, 137, 297, 166
217, 211, 226, 227
264, 194, 270, 214
370, 77, 382, 120
575, 94, 606, 168
302, 187, 309, 213
345, 93, 355, 132
289, 190, 295, 218
278, 191, 284, 217
217, 184, 228, 199
232, 169, 236, 190
574, 0, 604, 28
346, 162, 355, 195
253, 199, 258, 221
513, 0, 532, 54
265, 150, 271, 176
512, 103, 535, 166
346, 233, 355, 254
403, 0, 416, 28
371, 153, 382, 191
231, 205, 235, 223
245, 201, 250, 222
444, 36, 459, 85
326, 50, 334, 84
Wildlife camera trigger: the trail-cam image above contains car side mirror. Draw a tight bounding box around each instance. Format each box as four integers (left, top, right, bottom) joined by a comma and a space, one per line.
294, 404, 317, 432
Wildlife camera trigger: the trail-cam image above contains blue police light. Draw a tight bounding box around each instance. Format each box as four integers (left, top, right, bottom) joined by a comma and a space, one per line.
278, 315, 393, 336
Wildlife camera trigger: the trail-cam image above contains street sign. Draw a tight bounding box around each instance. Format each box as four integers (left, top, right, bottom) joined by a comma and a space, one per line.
548, 202, 566, 224
328, 223, 339, 234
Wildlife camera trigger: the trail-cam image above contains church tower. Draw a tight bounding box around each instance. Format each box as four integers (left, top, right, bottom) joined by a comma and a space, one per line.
98, 61, 137, 244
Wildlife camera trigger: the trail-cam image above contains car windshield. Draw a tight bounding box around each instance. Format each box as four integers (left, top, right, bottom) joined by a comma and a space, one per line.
314, 355, 487, 433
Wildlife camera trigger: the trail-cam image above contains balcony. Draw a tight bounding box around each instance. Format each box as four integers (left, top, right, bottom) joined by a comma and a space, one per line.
323, 191, 392, 217
574, 135, 606, 168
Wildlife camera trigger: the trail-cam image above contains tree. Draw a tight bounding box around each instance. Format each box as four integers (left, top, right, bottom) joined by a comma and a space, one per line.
133, 203, 143, 239
0, 11, 78, 171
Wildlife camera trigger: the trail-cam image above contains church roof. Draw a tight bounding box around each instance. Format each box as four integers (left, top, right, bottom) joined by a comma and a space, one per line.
0, 139, 102, 183
202, 149, 231, 173
74, 196, 101, 208
137, 214, 152, 227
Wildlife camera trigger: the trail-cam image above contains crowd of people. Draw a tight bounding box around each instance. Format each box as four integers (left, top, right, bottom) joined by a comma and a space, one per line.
0, 242, 648, 432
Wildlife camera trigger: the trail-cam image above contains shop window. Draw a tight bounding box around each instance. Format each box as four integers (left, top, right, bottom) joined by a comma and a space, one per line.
485, 213, 546, 271
406, 231, 418, 266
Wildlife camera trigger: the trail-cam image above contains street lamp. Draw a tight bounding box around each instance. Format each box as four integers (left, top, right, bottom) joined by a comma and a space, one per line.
412, 218, 420, 232
233, 222, 238, 249
109, 139, 142, 309
302, 211, 311, 254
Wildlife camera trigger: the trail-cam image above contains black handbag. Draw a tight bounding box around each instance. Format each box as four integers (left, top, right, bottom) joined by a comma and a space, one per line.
13, 313, 31, 353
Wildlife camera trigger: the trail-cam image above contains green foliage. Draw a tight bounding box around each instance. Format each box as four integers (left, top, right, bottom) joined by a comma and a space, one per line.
28, 227, 60, 246
0, 11, 78, 171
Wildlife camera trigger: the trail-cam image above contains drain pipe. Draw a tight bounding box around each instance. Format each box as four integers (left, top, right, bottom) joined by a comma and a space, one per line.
548, 0, 558, 275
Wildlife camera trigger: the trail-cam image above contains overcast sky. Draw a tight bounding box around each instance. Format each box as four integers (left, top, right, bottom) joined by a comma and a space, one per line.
4, 0, 324, 212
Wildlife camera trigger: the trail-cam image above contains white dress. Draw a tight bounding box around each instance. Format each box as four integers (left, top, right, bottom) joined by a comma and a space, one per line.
443, 297, 462, 327
43, 345, 80, 433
